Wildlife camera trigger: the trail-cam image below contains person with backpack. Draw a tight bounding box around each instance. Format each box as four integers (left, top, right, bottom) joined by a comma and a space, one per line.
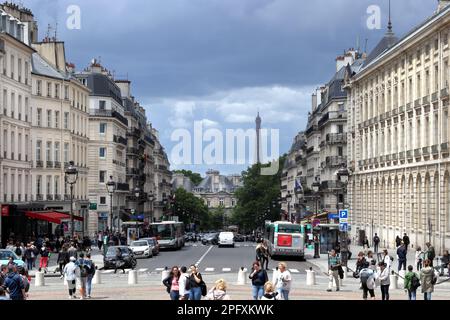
373, 234, 380, 254
395, 236, 402, 248
85, 253, 96, 299
188, 265, 203, 300
76, 253, 90, 299
420, 259, 437, 300
178, 266, 191, 300
359, 267, 377, 300
404, 265, 420, 300
425, 243, 436, 267
249, 261, 268, 300
162, 266, 181, 300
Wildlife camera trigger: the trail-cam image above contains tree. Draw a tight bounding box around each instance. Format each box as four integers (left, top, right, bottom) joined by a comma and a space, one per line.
208, 206, 225, 231
173, 170, 203, 186
231, 156, 286, 233
172, 188, 209, 230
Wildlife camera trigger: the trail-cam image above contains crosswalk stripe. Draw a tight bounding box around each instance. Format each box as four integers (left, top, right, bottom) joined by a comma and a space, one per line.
155, 268, 164, 272
205, 268, 215, 272
125, 269, 132, 273
138, 268, 148, 272
289, 269, 300, 273
102, 270, 115, 274
222, 268, 231, 272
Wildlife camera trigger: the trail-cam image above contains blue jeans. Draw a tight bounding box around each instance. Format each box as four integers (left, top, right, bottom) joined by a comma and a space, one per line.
398, 260, 407, 272
170, 290, 180, 300
87, 275, 93, 296
252, 285, 264, 300
277, 289, 290, 300
424, 292, 432, 300
27, 259, 33, 270
408, 290, 416, 300
189, 287, 202, 300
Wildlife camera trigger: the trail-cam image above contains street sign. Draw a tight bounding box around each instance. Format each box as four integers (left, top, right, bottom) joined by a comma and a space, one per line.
89, 203, 97, 210
328, 213, 339, 220
339, 222, 348, 232
339, 210, 348, 220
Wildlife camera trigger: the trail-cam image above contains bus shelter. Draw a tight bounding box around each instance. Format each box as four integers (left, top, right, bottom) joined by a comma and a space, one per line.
316, 224, 340, 254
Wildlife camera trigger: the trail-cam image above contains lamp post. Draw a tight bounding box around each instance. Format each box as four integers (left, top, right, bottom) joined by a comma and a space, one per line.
65, 161, 78, 239
336, 166, 350, 267
106, 176, 116, 232
286, 192, 293, 223
148, 191, 155, 223
311, 178, 321, 259
162, 197, 168, 221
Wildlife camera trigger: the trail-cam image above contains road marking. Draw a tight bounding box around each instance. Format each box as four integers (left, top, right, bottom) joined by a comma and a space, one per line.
124, 269, 132, 273
102, 270, 115, 274
193, 244, 198, 247
289, 269, 300, 273
236, 245, 241, 247
155, 268, 165, 272
194, 245, 214, 267
204, 268, 215, 272
222, 268, 231, 272
244, 245, 249, 247
139, 268, 148, 273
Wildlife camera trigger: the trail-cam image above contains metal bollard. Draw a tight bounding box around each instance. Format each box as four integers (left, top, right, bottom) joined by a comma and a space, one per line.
128, 270, 138, 285
93, 269, 102, 285
237, 267, 247, 285
161, 267, 170, 282
390, 273, 398, 289
305, 268, 316, 286
35, 271, 45, 287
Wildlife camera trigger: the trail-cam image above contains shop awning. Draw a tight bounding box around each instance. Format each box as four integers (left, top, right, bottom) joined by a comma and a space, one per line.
25, 211, 84, 224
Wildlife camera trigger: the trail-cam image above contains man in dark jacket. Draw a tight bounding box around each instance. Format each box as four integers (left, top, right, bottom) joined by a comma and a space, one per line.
397, 243, 407, 272
3, 266, 25, 300
373, 234, 380, 254
403, 233, 410, 252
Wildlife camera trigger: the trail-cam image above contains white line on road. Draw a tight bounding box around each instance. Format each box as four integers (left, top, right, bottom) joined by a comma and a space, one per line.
102, 270, 115, 274
222, 268, 231, 272
139, 268, 148, 273
155, 268, 165, 272
290, 269, 300, 273
204, 268, 215, 272
194, 245, 214, 267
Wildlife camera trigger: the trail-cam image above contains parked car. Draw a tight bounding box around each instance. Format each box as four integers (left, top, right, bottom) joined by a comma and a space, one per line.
0, 250, 26, 269
140, 238, 160, 256
202, 233, 219, 245
234, 234, 245, 242
218, 232, 235, 248
130, 240, 153, 259
103, 246, 137, 270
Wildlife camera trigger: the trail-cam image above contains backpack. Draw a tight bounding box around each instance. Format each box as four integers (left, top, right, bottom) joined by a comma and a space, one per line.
79, 260, 89, 277
15, 247, 22, 256
185, 275, 191, 291
411, 274, 420, 290
200, 281, 207, 297
359, 269, 371, 284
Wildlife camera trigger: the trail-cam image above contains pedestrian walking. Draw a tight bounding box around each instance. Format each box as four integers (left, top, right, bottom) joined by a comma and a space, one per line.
439, 250, 449, 276
260, 281, 279, 300
24, 244, 33, 271
420, 259, 437, 301
373, 234, 380, 254
113, 248, 126, 274
359, 267, 377, 300
39, 245, 50, 273
363, 237, 370, 250
274, 262, 291, 300
261, 240, 270, 270
402, 233, 410, 252
404, 265, 420, 301
255, 242, 265, 265
85, 253, 96, 299
162, 266, 181, 300
382, 249, 393, 271
377, 262, 390, 301
63, 256, 80, 299
425, 243, 436, 267
76, 253, 90, 299
397, 242, 407, 272
355, 251, 368, 274
249, 261, 268, 300
206, 279, 231, 300
327, 250, 341, 292
395, 236, 402, 248
57, 246, 69, 276
188, 265, 203, 300
415, 246, 424, 271
3, 265, 26, 300
97, 232, 103, 251
68, 243, 78, 260
178, 266, 191, 300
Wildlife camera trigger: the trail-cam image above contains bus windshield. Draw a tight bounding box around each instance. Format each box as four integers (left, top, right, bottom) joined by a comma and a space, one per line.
150, 224, 173, 240
277, 224, 302, 234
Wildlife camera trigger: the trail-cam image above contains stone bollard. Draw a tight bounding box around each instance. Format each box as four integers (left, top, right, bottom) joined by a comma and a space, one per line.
305, 268, 316, 286
390, 272, 398, 289
161, 267, 170, 282
237, 267, 247, 285
128, 270, 138, 285
398, 270, 406, 288
93, 269, 102, 285
35, 271, 45, 287
272, 268, 279, 284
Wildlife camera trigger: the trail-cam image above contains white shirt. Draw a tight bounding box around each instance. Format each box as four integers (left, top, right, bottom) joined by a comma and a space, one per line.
274, 270, 292, 291
178, 273, 190, 296
63, 262, 80, 281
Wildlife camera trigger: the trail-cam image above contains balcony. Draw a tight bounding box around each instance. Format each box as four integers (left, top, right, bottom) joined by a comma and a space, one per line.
54, 161, 61, 168
406, 103, 412, 112
114, 135, 127, 146
373, 157, 379, 164
422, 146, 430, 156
144, 135, 155, 146
64, 194, 71, 201
414, 99, 421, 108
116, 183, 130, 192
385, 154, 391, 161
399, 151, 405, 160
385, 111, 391, 118
406, 150, 413, 159
306, 146, 315, 155
441, 88, 449, 100
431, 145, 439, 155
127, 127, 141, 137
422, 96, 430, 105
305, 125, 318, 136
55, 195, 61, 201
36, 161, 43, 168
379, 155, 385, 163
414, 148, 422, 158
46, 161, 54, 168
391, 153, 398, 161
127, 147, 139, 155
320, 180, 340, 190
295, 155, 303, 163
399, 105, 405, 114
441, 143, 449, 154
431, 92, 439, 102
325, 156, 347, 167
36, 194, 43, 201
46, 194, 54, 201
91, 109, 128, 126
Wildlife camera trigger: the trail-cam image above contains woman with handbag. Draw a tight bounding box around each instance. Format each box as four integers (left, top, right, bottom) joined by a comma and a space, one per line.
188, 265, 203, 300
162, 266, 181, 300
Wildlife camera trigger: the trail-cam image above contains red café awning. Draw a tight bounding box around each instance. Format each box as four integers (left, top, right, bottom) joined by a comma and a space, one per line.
25, 211, 84, 224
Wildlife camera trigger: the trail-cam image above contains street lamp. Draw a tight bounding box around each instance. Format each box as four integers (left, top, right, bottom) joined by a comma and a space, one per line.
311, 177, 321, 259
286, 192, 293, 223
148, 191, 155, 223
106, 176, 116, 232
336, 166, 350, 266
65, 161, 78, 239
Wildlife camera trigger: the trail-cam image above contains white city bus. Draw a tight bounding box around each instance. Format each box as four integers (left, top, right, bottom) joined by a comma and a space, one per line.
263, 221, 305, 260
149, 221, 185, 250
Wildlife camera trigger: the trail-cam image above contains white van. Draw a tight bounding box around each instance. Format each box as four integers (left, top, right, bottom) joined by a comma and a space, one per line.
218, 232, 235, 248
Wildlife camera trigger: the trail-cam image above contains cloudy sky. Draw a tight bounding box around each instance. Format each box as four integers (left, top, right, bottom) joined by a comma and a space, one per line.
21, 0, 437, 175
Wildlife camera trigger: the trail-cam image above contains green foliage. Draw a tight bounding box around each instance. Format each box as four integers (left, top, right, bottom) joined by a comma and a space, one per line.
172, 188, 209, 229
231, 156, 286, 233
173, 170, 203, 186
208, 206, 225, 231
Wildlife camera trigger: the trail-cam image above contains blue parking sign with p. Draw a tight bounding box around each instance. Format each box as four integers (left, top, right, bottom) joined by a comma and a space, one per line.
339, 210, 348, 219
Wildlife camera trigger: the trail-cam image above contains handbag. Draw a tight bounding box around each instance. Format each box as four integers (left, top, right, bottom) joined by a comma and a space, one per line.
200, 281, 207, 297
338, 266, 344, 279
